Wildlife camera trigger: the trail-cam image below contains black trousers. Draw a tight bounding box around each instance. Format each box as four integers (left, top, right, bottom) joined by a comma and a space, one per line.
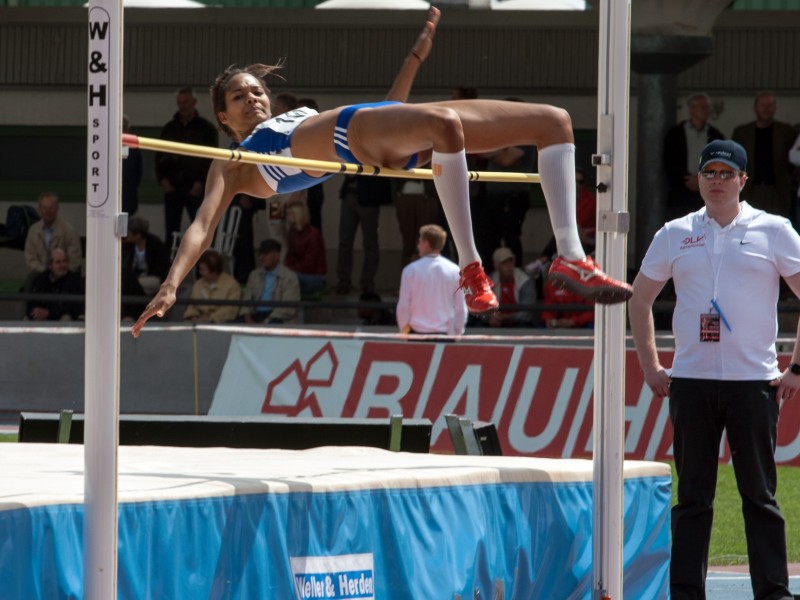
669, 378, 792, 600
163, 189, 202, 242
477, 191, 530, 266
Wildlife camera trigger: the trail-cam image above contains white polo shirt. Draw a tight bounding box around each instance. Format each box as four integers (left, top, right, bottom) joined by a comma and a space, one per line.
396, 254, 467, 336
640, 202, 800, 380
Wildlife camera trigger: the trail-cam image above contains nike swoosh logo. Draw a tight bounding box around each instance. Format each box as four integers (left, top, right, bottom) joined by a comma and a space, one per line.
740, 241, 751, 245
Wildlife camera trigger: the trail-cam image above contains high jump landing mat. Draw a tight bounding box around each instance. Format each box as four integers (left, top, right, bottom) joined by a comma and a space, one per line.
1, 444, 670, 599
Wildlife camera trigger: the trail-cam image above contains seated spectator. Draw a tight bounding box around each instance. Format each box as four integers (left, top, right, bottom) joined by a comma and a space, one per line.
284, 197, 327, 295
27, 247, 84, 321
24, 192, 83, 289
241, 239, 300, 324
485, 247, 536, 328
541, 277, 594, 329
183, 250, 241, 323
122, 216, 171, 295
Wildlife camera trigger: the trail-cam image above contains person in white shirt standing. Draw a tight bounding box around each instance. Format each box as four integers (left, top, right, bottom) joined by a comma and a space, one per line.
629, 140, 800, 600
396, 224, 466, 336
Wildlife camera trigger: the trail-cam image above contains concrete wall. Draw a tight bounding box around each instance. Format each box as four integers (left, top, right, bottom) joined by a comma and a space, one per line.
0, 323, 233, 415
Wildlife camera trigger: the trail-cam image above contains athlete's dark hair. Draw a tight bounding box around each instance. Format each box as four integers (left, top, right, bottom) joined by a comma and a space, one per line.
210, 61, 285, 139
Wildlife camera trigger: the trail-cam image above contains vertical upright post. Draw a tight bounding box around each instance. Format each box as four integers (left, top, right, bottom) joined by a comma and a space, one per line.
592, 0, 631, 598
85, 1, 123, 598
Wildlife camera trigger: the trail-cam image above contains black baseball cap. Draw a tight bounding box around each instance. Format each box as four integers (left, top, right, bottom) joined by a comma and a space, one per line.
699, 140, 747, 172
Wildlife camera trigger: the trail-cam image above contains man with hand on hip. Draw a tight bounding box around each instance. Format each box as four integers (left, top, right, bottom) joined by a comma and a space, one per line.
629, 139, 800, 600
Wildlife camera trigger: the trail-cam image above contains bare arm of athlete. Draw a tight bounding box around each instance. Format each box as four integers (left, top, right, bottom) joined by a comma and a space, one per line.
131, 160, 236, 337
385, 7, 440, 103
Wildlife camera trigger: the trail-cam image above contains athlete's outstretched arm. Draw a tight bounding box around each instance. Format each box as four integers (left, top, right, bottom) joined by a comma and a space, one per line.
385, 6, 440, 103
131, 161, 234, 337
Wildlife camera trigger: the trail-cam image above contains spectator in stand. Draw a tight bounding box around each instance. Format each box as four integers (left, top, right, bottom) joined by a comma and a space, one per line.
27, 247, 84, 321
122, 216, 171, 296
541, 277, 594, 329
285, 197, 327, 295
298, 97, 326, 231
336, 175, 390, 295
484, 247, 537, 328
272, 92, 299, 116
24, 192, 83, 290
732, 91, 798, 220
396, 224, 466, 336
230, 193, 266, 285
395, 178, 442, 267
155, 87, 219, 241
663, 92, 725, 221
121, 114, 143, 216
241, 239, 300, 324
183, 250, 241, 323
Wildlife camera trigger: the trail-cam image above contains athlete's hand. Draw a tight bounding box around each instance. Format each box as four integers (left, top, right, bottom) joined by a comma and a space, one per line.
411, 6, 440, 63
131, 284, 177, 338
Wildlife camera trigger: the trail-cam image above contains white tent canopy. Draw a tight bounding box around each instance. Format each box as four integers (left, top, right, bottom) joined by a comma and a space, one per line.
315, 0, 586, 8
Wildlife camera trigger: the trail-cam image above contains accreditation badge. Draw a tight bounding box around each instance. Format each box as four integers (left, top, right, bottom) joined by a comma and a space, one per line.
700, 313, 720, 342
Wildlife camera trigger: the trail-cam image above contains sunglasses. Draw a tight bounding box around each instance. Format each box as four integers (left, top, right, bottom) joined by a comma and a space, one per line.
700, 169, 738, 180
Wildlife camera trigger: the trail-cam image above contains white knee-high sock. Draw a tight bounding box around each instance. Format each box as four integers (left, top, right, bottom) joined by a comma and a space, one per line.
538, 143, 586, 261
431, 149, 480, 268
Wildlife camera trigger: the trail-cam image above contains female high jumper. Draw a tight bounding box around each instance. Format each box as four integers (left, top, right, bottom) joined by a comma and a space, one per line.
132, 6, 631, 337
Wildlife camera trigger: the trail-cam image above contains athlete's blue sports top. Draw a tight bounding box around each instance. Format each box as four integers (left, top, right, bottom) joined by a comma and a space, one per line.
240, 102, 418, 194
239, 107, 334, 194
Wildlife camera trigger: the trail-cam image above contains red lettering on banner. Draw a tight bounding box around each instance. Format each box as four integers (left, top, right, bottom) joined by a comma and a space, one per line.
223, 337, 800, 466
342, 342, 436, 419
421, 345, 514, 448
495, 347, 593, 457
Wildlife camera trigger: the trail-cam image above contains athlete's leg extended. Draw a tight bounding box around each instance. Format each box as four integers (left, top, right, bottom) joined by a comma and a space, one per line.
443, 99, 633, 303
345, 103, 496, 312
441, 99, 584, 260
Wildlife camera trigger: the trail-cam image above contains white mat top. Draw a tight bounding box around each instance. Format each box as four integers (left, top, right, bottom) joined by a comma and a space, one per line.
1, 444, 670, 509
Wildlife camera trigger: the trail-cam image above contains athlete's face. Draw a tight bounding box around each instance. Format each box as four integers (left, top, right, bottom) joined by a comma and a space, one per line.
218, 73, 271, 141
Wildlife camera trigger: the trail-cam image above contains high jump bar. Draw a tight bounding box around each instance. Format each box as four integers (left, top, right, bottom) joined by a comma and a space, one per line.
122, 134, 541, 184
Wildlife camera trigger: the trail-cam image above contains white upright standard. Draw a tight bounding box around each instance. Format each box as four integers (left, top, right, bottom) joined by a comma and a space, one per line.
85, 1, 124, 598
592, 0, 632, 598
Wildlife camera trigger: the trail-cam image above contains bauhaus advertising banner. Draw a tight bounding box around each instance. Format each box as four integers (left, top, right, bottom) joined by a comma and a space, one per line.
210, 335, 800, 465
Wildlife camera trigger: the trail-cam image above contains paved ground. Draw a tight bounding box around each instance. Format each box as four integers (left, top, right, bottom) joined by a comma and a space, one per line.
707, 564, 800, 599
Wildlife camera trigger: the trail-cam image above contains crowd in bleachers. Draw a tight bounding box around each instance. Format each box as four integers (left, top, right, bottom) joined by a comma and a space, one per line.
7, 88, 800, 331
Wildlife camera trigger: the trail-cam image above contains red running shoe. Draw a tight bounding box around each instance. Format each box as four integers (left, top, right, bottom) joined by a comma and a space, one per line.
547, 255, 633, 304
458, 261, 499, 314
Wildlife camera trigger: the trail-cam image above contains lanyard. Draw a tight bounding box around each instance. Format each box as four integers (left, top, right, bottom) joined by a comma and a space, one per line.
702, 213, 741, 332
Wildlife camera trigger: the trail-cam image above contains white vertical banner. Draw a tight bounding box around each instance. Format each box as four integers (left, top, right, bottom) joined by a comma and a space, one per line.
85, 1, 123, 599
593, 0, 631, 598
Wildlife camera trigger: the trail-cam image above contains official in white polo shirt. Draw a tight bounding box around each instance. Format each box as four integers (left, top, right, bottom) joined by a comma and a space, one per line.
629, 139, 800, 600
